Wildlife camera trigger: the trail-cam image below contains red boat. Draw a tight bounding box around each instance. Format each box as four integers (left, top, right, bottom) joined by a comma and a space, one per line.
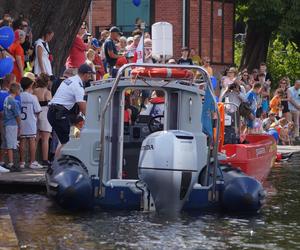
220, 134, 277, 182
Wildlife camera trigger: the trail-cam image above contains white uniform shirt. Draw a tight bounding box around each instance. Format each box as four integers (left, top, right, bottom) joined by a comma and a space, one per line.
50, 75, 85, 110
20, 92, 42, 136
34, 38, 53, 76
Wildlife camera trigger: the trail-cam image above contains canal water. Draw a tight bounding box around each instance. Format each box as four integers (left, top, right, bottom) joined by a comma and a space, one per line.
0, 160, 299, 250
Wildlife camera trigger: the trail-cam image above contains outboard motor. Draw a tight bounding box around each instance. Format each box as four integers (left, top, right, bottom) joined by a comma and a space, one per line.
138, 130, 199, 215
46, 156, 93, 210
221, 165, 265, 212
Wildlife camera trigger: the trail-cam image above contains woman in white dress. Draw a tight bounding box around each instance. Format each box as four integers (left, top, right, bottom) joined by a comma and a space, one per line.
33, 73, 52, 166
34, 29, 54, 76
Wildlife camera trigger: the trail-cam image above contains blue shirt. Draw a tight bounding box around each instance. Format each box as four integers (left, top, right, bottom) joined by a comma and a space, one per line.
3, 96, 21, 126
0, 90, 21, 112
288, 86, 300, 112
104, 38, 118, 67
246, 90, 258, 113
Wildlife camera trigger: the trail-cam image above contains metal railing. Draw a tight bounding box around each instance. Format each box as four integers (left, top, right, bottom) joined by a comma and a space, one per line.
97, 63, 220, 199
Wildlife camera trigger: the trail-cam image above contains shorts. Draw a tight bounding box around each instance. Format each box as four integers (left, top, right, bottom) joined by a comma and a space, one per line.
38, 106, 52, 132
1, 126, 18, 149
47, 105, 70, 144
281, 100, 290, 114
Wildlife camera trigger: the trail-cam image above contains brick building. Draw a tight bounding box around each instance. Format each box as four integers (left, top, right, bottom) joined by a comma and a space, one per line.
86, 0, 234, 70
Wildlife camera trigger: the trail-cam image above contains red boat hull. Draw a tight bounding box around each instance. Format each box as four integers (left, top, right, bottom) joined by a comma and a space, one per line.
220, 134, 277, 182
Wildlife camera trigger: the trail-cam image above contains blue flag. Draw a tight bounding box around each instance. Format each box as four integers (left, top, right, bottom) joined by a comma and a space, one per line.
202, 86, 216, 138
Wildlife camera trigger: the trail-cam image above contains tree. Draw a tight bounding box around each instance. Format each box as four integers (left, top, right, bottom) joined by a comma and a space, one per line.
0, 0, 92, 74
236, 0, 300, 71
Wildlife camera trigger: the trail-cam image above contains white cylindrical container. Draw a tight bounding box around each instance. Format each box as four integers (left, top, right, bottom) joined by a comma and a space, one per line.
152, 22, 173, 61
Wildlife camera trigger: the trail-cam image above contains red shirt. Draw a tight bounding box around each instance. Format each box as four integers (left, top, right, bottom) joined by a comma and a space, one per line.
66, 35, 88, 68
93, 53, 105, 80
9, 41, 24, 83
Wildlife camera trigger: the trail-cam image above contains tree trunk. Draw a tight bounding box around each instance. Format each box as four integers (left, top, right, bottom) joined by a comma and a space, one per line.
239, 22, 272, 71
0, 0, 91, 75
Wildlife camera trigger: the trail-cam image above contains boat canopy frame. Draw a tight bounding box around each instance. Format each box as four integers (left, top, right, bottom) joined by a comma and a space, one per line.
97, 63, 220, 200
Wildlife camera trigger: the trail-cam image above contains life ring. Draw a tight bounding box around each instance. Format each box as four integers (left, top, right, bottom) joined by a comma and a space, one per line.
131, 67, 194, 79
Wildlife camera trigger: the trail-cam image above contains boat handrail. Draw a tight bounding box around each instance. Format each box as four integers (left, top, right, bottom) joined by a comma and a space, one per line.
97, 63, 220, 199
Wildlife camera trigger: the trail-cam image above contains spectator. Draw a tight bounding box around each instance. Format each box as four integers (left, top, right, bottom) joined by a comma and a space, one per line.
85, 49, 96, 81
240, 69, 251, 92
250, 68, 259, 84
33, 73, 52, 167
144, 38, 153, 63
117, 36, 127, 53
167, 58, 177, 64
33, 29, 54, 76
279, 77, 291, 121
258, 72, 271, 117
259, 62, 272, 83
262, 112, 277, 133
126, 35, 141, 54
21, 19, 33, 68
202, 56, 213, 76
178, 47, 193, 65
144, 32, 151, 39
287, 79, 300, 142
104, 26, 122, 77
8, 29, 26, 83
99, 30, 109, 45
66, 24, 90, 73
221, 81, 246, 113
220, 67, 237, 97
270, 88, 284, 118
19, 77, 42, 169
246, 83, 262, 133
127, 37, 134, 47
277, 118, 290, 145
190, 48, 202, 65
91, 38, 105, 80
2, 83, 21, 172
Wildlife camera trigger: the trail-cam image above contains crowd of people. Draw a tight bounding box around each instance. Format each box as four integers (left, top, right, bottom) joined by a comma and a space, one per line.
0, 13, 299, 173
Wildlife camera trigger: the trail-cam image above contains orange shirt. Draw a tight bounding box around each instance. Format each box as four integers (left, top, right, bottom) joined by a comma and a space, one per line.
270, 95, 281, 114
9, 42, 24, 82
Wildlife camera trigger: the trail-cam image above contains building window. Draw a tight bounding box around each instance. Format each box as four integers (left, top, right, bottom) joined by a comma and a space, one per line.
115, 0, 151, 35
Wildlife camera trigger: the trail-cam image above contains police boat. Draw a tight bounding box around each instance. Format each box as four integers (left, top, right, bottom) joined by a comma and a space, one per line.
46, 63, 265, 214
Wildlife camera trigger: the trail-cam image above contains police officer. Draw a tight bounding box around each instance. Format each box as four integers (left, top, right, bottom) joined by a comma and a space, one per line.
47, 64, 95, 156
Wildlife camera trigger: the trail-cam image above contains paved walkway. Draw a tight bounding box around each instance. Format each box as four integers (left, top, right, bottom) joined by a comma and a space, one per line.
277, 145, 300, 154
0, 169, 45, 186
0, 207, 19, 250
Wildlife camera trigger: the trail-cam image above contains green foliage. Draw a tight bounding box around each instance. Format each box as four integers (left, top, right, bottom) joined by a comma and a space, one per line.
267, 37, 300, 86
234, 41, 243, 69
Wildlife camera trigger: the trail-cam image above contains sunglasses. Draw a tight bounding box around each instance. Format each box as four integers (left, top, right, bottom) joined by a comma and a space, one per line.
243, 74, 249, 76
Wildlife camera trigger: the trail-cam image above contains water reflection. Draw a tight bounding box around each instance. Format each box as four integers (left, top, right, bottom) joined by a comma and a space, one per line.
0, 161, 300, 249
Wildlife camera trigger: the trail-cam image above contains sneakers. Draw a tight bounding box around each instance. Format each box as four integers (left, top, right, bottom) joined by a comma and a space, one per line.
10, 165, 21, 172
29, 161, 44, 169
41, 160, 51, 168
19, 162, 26, 169
0, 165, 10, 173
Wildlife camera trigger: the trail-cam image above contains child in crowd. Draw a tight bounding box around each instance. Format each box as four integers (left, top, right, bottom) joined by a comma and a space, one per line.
70, 115, 84, 138
1, 83, 21, 172
178, 47, 193, 65
19, 77, 42, 169
270, 88, 284, 118
277, 118, 289, 145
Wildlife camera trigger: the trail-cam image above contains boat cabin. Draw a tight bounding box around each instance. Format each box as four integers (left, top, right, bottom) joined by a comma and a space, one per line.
62, 76, 208, 184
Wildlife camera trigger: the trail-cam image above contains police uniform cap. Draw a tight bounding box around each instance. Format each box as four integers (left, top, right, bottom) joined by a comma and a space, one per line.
78, 64, 96, 74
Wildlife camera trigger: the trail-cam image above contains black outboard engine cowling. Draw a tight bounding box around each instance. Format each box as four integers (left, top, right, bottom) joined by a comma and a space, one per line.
46, 156, 93, 210
138, 130, 200, 215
